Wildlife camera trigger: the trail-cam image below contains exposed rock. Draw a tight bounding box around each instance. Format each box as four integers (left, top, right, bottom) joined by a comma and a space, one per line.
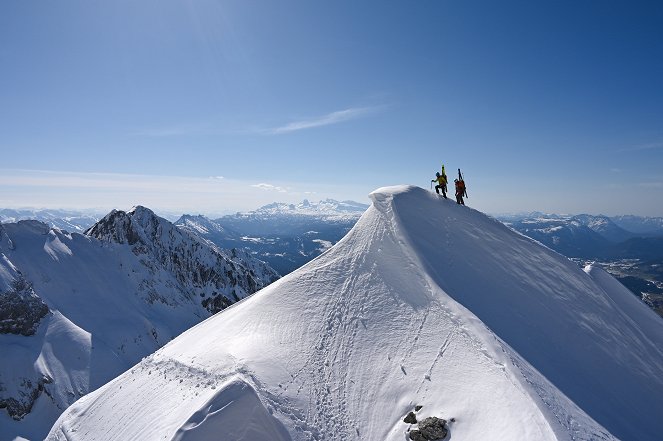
409, 430, 426, 441
0, 375, 51, 420
418, 416, 448, 440
415, 405, 423, 412
86, 206, 279, 314
0, 277, 49, 336
403, 411, 417, 424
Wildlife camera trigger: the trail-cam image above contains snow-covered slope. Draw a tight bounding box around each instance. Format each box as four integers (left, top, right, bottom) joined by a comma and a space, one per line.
0, 208, 278, 440
48, 186, 663, 441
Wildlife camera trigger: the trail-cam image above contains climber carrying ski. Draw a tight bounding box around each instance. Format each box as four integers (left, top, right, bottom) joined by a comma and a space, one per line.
431, 167, 448, 199
455, 168, 467, 205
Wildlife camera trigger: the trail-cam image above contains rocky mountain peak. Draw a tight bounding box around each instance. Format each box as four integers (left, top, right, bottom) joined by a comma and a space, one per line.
86, 207, 279, 314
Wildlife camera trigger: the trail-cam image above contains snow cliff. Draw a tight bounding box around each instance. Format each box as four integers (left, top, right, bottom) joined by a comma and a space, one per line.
48, 186, 663, 441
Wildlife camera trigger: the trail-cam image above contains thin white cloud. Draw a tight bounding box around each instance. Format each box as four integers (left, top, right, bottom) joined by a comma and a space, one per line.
269, 106, 382, 134
621, 141, 663, 152
251, 183, 288, 193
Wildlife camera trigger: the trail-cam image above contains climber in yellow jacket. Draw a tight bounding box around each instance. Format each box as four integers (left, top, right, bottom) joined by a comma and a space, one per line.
431, 171, 448, 199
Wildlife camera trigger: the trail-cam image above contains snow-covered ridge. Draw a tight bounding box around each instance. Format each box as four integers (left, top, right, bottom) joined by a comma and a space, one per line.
48, 185, 663, 441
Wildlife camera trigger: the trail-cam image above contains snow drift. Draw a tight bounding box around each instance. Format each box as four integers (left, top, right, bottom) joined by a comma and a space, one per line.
48, 186, 663, 441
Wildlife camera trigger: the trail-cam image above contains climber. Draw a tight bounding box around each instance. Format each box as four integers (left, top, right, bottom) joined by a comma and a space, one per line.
431, 172, 447, 199
454, 178, 466, 205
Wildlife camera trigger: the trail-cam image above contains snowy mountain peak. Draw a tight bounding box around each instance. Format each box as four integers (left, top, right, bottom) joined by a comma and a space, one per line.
86, 207, 278, 314
251, 198, 369, 216
175, 214, 229, 236
49, 185, 663, 441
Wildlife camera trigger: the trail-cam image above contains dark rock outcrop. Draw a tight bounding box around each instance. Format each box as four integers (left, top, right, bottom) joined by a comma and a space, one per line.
404, 406, 449, 441
418, 416, 448, 440
0, 376, 51, 420
0, 277, 49, 336
404, 411, 418, 424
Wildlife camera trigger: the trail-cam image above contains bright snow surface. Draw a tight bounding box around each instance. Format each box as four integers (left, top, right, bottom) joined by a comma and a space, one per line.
48, 186, 663, 441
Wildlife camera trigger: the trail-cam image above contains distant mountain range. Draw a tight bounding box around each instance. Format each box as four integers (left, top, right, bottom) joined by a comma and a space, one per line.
3, 203, 662, 310
176, 199, 369, 275
495, 212, 663, 318
496, 212, 663, 260
0, 207, 278, 440
0, 208, 102, 232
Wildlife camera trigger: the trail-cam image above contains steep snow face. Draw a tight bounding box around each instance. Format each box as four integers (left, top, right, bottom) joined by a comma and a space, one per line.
48, 186, 663, 441
379, 187, 663, 441
0, 209, 278, 440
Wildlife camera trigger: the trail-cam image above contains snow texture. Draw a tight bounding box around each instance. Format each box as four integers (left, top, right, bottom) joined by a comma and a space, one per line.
48, 186, 663, 441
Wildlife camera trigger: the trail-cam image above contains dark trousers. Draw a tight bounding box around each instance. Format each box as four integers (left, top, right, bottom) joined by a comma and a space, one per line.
435, 184, 447, 197
456, 194, 464, 205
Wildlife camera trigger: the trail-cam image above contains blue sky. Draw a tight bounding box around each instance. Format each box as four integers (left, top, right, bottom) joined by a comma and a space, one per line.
1, 0, 662, 215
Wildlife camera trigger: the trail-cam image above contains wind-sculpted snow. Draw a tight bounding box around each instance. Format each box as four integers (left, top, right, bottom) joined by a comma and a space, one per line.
172, 377, 292, 441
48, 186, 663, 441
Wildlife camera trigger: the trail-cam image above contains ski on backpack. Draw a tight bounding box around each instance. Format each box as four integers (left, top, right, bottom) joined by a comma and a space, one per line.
458, 169, 468, 198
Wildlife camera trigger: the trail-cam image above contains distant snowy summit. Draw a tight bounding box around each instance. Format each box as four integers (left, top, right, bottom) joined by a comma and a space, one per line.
218, 198, 369, 235
611, 214, 663, 235
176, 199, 369, 275
48, 186, 663, 441
0, 206, 278, 440
252, 198, 369, 217
497, 212, 663, 261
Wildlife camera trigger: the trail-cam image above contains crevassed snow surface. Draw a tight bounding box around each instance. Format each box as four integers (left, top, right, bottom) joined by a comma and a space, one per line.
48, 186, 663, 441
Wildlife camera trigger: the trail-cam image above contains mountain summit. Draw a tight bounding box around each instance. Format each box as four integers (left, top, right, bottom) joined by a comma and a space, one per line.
48, 186, 663, 441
